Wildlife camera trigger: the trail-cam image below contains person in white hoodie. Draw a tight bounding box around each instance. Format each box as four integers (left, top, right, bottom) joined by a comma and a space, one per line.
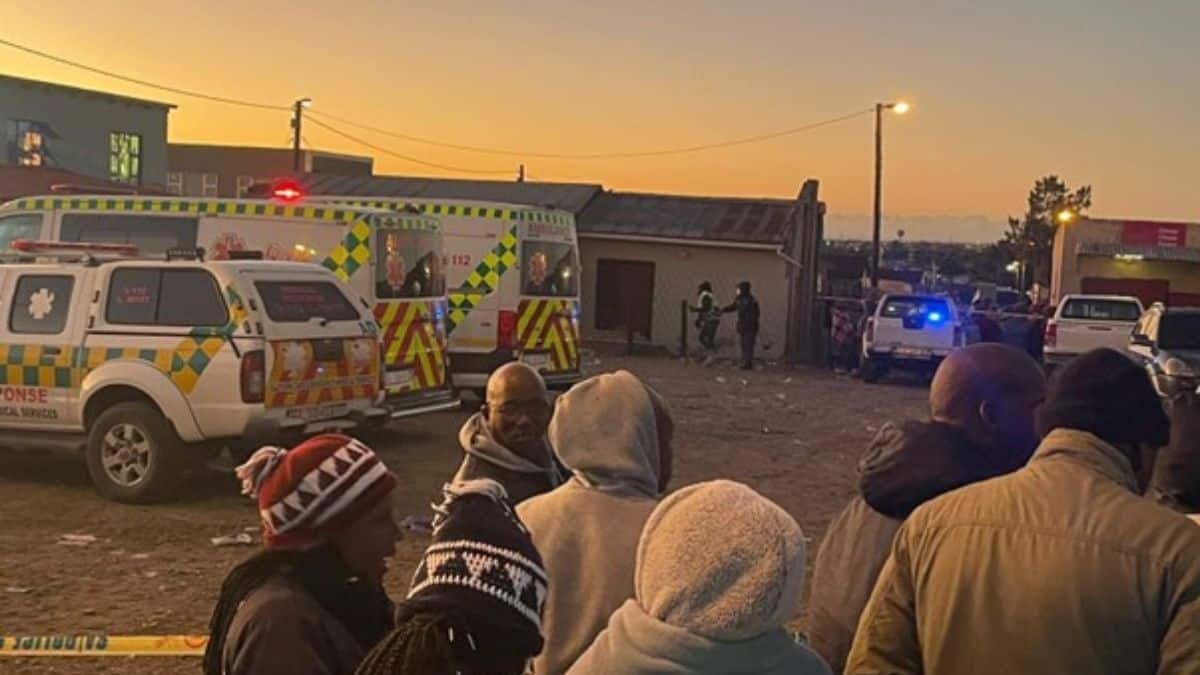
516, 370, 674, 675
568, 480, 832, 675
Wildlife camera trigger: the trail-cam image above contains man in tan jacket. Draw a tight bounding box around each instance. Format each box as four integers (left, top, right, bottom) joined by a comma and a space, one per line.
847, 348, 1200, 675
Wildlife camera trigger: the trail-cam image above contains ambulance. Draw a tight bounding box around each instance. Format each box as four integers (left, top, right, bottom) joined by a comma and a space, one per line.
0, 195, 458, 418
301, 193, 583, 391
0, 240, 386, 502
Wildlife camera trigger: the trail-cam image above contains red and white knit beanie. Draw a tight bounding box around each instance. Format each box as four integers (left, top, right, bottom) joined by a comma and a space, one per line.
236, 433, 397, 550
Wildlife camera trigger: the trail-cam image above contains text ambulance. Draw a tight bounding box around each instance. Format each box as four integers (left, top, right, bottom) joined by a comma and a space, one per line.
308, 196, 582, 391
0, 196, 457, 417
0, 240, 385, 502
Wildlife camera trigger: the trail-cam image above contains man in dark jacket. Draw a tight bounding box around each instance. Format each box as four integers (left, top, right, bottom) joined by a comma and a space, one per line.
723, 281, 760, 370
806, 343, 1045, 672
453, 362, 564, 504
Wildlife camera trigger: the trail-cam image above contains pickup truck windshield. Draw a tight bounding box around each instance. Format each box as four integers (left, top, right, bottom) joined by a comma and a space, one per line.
1061, 299, 1141, 321
1160, 314, 1200, 350
255, 281, 360, 323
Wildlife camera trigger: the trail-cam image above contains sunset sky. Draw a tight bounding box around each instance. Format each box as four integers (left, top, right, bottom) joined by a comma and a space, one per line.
3, 1, 1197, 240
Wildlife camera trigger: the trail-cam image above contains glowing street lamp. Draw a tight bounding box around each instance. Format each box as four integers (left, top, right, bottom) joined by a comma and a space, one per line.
870, 100, 912, 288
1056, 209, 1077, 224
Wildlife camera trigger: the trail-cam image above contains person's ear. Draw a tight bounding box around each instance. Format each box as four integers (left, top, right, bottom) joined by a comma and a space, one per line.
979, 399, 1000, 431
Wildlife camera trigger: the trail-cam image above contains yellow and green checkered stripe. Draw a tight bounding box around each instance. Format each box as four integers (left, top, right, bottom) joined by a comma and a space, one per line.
334, 200, 573, 226
446, 227, 518, 331
5, 197, 375, 223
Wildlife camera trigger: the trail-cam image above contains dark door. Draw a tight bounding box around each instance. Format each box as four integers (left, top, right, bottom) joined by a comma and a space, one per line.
1081, 277, 1169, 308
595, 259, 655, 339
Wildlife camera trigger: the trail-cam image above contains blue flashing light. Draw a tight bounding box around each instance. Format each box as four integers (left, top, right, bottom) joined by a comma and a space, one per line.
927, 311, 944, 323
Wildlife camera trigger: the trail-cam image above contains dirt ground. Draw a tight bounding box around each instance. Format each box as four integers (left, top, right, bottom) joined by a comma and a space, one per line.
0, 355, 926, 674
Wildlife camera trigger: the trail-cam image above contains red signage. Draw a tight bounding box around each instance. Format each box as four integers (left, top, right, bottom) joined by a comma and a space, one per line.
1121, 221, 1187, 248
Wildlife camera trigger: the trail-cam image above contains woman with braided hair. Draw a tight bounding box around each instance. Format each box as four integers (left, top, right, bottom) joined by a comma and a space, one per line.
204, 434, 400, 675
355, 479, 548, 675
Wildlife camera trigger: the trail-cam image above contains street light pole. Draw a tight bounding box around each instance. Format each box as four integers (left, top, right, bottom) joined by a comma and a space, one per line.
292, 98, 312, 172
870, 101, 909, 289
871, 103, 883, 288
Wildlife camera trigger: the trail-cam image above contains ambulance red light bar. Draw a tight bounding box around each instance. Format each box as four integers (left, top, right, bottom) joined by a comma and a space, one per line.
269, 180, 306, 203
11, 240, 140, 256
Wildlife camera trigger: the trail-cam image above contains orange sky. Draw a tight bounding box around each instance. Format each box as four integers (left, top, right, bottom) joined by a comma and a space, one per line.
3, 1, 1197, 240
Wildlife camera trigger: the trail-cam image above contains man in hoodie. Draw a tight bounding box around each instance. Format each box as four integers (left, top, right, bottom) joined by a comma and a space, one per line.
567, 480, 832, 675
516, 370, 674, 675
846, 348, 1198, 674
806, 343, 1045, 673
453, 362, 564, 505
723, 281, 760, 370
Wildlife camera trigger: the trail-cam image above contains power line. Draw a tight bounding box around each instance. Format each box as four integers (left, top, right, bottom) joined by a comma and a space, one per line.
305, 117, 512, 175
306, 107, 874, 159
0, 37, 288, 110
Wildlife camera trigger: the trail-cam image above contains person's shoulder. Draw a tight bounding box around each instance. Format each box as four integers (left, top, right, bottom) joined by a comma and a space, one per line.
234, 577, 324, 626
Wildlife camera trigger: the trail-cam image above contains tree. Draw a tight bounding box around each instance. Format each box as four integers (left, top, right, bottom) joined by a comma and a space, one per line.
1001, 175, 1092, 287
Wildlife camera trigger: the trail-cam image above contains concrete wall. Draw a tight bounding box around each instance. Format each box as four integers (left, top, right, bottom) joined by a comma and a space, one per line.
0, 78, 169, 188
578, 236, 789, 359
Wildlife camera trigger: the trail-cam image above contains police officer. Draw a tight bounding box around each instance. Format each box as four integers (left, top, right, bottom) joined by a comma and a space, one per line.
689, 281, 720, 357
723, 281, 760, 370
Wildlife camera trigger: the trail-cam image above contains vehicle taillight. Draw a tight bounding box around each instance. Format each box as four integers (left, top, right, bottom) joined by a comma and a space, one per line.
241, 350, 266, 403
1044, 320, 1058, 348
497, 310, 518, 351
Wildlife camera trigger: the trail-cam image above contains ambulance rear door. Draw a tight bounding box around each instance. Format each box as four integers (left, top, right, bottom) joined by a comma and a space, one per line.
516, 216, 581, 380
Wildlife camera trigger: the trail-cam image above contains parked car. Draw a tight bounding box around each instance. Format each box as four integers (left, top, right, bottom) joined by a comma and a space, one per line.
1044, 295, 1144, 369
861, 294, 964, 383
1128, 303, 1200, 397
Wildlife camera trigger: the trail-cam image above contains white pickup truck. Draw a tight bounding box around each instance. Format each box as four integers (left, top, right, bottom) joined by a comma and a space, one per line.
861, 294, 963, 383
1044, 294, 1144, 369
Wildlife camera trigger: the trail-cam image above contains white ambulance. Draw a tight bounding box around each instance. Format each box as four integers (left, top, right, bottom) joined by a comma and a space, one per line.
0, 195, 458, 417
0, 240, 386, 502
303, 194, 583, 391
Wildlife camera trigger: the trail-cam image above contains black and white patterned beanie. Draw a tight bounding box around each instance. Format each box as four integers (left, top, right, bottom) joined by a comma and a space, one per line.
404, 479, 548, 653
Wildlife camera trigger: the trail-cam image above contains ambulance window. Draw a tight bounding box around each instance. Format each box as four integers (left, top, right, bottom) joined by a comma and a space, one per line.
375, 229, 444, 299
106, 268, 227, 326
61, 214, 198, 256
0, 214, 44, 253
521, 241, 578, 297
10, 275, 73, 335
255, 281, 360, 323
106, 269, 160, 324
159, 270, 227, 326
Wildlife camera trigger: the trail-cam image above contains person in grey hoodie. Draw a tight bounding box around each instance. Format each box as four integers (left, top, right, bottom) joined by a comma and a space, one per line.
453, 362, 564, 505
516, 370, 674, 675
567, 480, 831, 675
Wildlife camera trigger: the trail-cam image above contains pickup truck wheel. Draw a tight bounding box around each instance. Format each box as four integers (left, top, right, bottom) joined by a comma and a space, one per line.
85, 402, 184, 503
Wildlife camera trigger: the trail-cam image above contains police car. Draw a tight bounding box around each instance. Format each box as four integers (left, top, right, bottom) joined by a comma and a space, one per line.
0, 241, 387, 502
861, 293, 964, 383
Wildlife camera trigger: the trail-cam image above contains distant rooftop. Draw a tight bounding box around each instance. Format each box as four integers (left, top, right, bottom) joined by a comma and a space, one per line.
301, 174, 603, 214
578, 190, 801, 246
0, 166, 167, 202
0, 73, 175, 110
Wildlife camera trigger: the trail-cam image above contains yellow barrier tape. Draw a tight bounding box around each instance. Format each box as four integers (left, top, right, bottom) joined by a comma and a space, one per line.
0, 634, 208, 656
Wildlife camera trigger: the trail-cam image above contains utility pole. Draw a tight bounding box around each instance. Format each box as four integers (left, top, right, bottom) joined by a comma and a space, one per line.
517, 164, 526, 182
871, 103, 883, 288
292, 98, 312, 172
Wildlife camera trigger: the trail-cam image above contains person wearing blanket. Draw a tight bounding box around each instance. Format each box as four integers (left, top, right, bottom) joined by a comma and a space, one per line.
567, 479, 832, 675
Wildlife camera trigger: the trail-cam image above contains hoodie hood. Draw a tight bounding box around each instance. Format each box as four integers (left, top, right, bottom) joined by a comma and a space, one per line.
549, 370, 661, 498
636, 480, 806, 642
458, 412, 558, 476
565, 599, 831, 675
859, 420, 1022, 519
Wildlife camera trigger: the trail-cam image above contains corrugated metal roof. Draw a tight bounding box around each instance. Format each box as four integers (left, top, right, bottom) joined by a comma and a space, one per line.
300, 174, 602, 214
0, 166, 167, 202
576, 191, 799, 245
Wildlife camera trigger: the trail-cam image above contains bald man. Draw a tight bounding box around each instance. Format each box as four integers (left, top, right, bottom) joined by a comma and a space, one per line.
453, 362, 565, 504
806, 344, 1045, 673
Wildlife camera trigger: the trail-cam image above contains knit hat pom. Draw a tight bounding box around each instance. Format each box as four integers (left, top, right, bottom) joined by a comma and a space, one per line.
236, 446, 287, 497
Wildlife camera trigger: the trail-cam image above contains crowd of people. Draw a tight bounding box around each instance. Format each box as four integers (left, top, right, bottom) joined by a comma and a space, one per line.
204, 344, 1200, 674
